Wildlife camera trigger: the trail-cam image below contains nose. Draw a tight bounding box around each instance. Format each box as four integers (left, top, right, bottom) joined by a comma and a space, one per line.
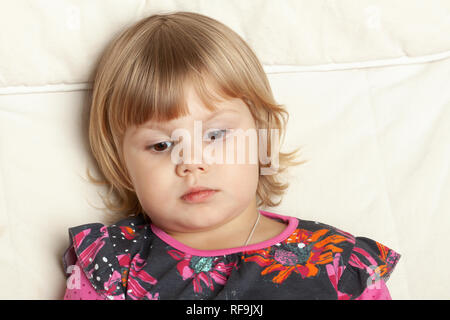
176, 161, 210, 177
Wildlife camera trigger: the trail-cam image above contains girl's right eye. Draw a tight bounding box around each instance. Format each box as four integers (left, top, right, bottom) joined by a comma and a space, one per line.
147, 141, 174, 153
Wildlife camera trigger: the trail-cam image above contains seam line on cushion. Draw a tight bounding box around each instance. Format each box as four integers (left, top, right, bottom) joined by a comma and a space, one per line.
1, 50, 449, 95
263, 49, 450, 73
0, 83, 92, 95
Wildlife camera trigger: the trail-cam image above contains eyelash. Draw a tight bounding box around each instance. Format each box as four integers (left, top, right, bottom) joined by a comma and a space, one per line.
146, 129, 232, 154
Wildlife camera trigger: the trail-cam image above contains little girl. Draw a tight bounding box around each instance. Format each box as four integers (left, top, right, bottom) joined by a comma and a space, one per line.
63, 11, 401, 300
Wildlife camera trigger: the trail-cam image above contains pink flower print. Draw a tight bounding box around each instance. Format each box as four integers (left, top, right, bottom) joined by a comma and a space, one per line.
167, 250, 237, 294
129, 254, 157, 285
77, 226, 109, 268
127, 277, 160, 300
126, 253, 159, 300
117, 254, 131, 268
325, 253, 351, 300
72, 229, 91, 249
349, 247, 383, 289
103, 270, 125, 300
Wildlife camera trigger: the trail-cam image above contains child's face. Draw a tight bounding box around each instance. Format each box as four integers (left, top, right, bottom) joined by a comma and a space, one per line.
122, 84, 259, 234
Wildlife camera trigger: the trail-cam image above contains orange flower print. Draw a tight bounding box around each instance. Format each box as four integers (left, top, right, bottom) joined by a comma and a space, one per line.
374, 241, 400, 279
243, 228, 350, 284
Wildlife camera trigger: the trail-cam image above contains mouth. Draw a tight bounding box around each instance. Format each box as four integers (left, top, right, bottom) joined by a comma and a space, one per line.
181, 187, 218, 203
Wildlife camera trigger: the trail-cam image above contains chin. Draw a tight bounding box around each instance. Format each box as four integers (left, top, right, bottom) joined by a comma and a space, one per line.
185, 212, 231, 230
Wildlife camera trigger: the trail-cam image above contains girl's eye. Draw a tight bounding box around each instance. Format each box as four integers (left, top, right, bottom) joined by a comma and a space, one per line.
147, 141, 173, 153
146, 129, 231, 154
206, 129, 230, 142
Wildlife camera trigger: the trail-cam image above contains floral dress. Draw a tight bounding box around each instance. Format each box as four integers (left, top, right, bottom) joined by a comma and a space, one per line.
62, 210, 401, 300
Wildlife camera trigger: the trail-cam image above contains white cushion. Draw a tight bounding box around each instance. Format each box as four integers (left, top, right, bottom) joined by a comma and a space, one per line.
1, 0, 449, 299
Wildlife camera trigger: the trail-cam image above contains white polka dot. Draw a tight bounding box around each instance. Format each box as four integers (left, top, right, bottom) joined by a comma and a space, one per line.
94, 264, 99, 270
298, 243, 305, 249
96, 276, 100, 281
103, 257, 108, 262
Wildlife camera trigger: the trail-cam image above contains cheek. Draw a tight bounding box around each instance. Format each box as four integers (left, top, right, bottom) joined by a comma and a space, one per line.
224, 133, 260, 195
126, 157, 173, 199
221, 163, 259, 197
134, 168, 175, 214
136, 168, 170, 193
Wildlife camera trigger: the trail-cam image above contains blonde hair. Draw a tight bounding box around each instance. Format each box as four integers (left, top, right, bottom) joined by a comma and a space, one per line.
86, 11, 307, 219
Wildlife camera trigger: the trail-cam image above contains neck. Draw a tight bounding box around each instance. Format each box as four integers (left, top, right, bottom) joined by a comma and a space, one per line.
165, 201, 259, 251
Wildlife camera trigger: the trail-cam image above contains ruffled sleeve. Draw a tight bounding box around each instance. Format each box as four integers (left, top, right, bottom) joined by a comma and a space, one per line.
62, 223, 126, 300
337, 236, 401, 300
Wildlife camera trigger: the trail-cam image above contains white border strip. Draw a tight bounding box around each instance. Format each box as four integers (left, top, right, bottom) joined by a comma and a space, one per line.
263, 50, 450, 73
0, 83, 92, 95
1, 50, 450, 95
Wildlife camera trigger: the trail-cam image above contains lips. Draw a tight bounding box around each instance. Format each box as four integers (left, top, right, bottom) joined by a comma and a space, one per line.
181, 187, 218, 203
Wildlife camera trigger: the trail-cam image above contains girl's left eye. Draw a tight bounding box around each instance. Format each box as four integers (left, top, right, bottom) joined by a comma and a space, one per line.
206, 129, 231, 142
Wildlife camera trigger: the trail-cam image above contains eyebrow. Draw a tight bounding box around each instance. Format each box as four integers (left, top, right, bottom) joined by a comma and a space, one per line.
141, 108, 240, 132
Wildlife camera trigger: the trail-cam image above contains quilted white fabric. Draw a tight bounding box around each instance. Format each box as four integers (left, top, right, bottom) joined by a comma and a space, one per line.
1, 0, 449, 299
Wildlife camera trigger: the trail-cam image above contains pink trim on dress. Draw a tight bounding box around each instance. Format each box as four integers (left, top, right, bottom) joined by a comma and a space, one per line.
150, 210, 299, 257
